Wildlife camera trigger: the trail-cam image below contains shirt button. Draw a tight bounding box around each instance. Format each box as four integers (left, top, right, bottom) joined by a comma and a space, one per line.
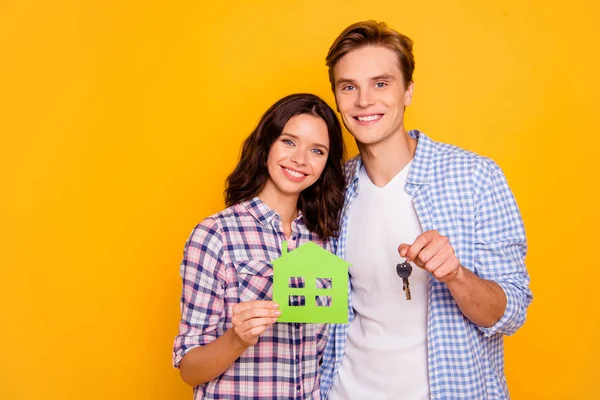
295, 355, 300, 363
295, 323, 300, 329
296, 385, 301, 391
292, 236, 297, 240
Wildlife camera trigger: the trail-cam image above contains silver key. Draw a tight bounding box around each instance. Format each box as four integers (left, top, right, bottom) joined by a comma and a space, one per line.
396, 261, 413, 300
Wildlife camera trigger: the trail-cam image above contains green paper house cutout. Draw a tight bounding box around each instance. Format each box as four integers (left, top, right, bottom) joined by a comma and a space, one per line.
273, 241, 349, 324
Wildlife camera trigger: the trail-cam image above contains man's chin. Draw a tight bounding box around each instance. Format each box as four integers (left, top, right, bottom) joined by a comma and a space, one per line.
351, 132, 385, 146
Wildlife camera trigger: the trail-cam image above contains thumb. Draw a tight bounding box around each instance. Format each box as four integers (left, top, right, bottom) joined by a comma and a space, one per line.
398, 244, 409, 257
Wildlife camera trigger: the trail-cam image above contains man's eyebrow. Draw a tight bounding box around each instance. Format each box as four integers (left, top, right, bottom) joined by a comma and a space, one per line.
280, 132, 329, 151
336, 74, 396, 87
335, 77, 356, 87
371, 73, 395, 81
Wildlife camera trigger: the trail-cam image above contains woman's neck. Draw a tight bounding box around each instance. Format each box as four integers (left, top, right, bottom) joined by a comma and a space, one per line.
257, 186, 298, 238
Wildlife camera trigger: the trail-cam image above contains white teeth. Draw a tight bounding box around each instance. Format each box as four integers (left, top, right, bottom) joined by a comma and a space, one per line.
284, 168, 304, 178
357, 115, 382, 122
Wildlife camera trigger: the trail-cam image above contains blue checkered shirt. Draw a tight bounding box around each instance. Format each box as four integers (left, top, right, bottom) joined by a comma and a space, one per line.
320, 130, 533, 399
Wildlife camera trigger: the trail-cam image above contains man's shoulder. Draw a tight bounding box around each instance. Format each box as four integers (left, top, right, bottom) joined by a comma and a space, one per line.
343, 155, 362, 184
429, 138, 502, 178
343, 155, 361, 173
431, 137, 483, 163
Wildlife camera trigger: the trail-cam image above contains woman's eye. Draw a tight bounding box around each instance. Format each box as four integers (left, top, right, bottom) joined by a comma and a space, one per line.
311, 149, 324, 155
282, 139, 295, 146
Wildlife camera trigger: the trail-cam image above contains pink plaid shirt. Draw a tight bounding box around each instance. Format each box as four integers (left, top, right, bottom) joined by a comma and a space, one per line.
174, 197, 329, 399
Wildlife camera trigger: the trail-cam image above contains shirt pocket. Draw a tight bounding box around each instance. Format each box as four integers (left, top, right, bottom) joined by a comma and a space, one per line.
235, 260, 274, 302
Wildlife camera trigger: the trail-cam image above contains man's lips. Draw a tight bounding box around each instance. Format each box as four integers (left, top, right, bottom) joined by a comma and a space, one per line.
353, 114, 383, 125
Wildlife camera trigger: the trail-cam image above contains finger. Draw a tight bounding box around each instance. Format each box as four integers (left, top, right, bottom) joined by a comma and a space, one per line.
233, 307, 281, 325
398, 244, 410, 257
237, 316, 278, 332
405, 232, 435, 263
235, 317, 278, 340
423, 245, 453, 273
233, 300, 279, 315
409, 231, 451, 266
420, 235, 450, 265
431, 258, 460, 282
240, 324, 270, 341
422, 251, 446, 274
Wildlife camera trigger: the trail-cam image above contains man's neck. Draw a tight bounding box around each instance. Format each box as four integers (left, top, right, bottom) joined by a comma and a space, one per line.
357, 130, 417, 188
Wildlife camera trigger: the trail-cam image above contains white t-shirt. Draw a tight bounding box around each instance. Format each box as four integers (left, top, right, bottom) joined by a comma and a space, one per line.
329, 161, 430, 400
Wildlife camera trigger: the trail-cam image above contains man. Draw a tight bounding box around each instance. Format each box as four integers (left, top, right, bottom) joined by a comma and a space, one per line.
320, 21, 532, 400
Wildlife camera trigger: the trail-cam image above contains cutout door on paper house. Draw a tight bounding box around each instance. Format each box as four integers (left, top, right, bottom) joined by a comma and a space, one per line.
273, 241, 349, 324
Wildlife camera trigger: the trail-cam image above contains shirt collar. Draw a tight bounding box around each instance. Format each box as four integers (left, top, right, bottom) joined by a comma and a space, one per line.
406, 129, 437, 186
242, 196, 304, 228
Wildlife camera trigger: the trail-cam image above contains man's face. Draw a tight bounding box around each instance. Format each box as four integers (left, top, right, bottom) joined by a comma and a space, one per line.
333, 45, 414, 147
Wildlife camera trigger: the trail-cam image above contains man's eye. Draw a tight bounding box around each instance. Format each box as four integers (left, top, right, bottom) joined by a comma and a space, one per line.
375, 82, 387, 88
342, 85, 355, 91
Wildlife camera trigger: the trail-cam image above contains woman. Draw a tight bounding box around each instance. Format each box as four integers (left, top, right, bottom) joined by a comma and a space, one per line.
173, 93, 346, 399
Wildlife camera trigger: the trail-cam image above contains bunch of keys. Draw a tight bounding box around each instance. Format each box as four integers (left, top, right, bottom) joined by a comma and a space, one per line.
396, 261, 412, 300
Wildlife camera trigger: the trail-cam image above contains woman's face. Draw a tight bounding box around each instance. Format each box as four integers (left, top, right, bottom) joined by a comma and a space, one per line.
264, 113, 330, 199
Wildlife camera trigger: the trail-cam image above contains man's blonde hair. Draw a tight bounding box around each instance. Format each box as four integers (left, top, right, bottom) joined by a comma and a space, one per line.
326, 20, 415, 91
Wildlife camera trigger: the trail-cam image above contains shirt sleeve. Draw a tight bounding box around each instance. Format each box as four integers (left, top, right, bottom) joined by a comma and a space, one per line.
473, 159, 533, 337
173, 218, 228, 368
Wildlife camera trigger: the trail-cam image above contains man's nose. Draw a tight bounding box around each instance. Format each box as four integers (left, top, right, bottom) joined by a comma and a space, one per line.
355, 88, 375, 108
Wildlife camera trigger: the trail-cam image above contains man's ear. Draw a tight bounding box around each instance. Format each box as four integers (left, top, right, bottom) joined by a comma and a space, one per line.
405, 81, 415, 106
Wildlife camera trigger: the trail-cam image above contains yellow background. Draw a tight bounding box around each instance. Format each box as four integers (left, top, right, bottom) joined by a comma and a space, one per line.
1, 0, 599, 399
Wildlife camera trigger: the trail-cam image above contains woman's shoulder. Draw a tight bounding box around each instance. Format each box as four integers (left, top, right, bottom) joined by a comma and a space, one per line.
188, 202, 252, 242
208, 202, 247, 221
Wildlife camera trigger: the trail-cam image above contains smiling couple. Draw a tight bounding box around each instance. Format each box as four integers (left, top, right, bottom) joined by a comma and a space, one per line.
173, 20, 532, 400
